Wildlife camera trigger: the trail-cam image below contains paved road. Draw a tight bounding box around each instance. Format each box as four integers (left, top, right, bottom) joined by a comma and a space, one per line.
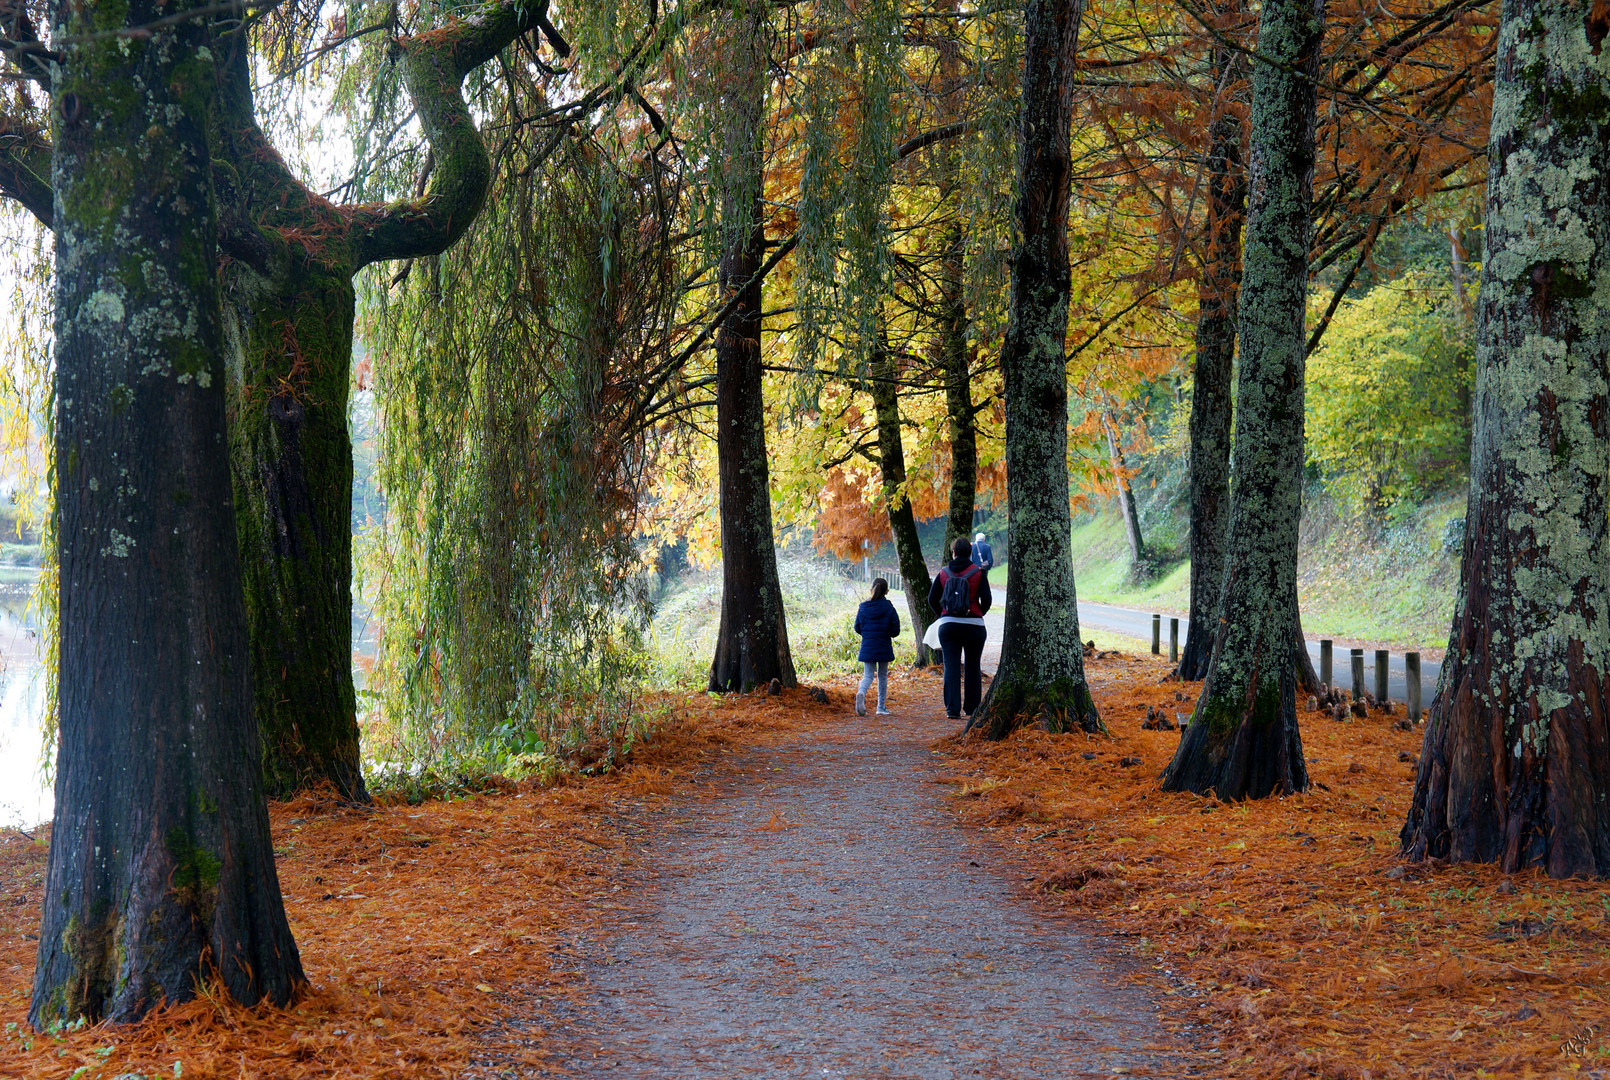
542, 696, 1182, 1077
902, 588, 1440, 701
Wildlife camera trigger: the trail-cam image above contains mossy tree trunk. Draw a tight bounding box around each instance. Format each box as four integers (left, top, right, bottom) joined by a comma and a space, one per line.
932, 15, 978, 558
709, 7, 797, 693
1178, 47, 1246, 681
968, 0, 1100, 739
939, 226, 978, 556
4, 4, 552, 801
870, 344, 936, 666
1160, 0, 1321, 799
1400, 0, 1610, 878
32, 4, 304, 1026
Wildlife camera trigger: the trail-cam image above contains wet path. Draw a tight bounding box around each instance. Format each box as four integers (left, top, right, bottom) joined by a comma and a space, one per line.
545, 690, 1182, 1078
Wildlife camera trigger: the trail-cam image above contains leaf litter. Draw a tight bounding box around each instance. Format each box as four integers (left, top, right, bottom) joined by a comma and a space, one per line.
0, 664, 1605, 1078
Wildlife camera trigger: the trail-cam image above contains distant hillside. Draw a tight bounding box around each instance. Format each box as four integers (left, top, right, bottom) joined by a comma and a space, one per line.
1069, 489, 1464, 652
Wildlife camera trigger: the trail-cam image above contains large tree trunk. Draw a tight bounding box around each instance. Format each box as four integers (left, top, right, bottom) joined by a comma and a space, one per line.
939, 226, 977, 555
1101, 411, 1148, 573
1160, 0, 1321, 799
1178, 51, 1246, 681
33, 5, 304, 1025
213, 46, 368, 801
933, 10, 977, 559
870, 346, 936, 665
709, 8, 796, 693
221, 264, 366, 800
1400, 0, 1610, 878
968, 0, 1099, 739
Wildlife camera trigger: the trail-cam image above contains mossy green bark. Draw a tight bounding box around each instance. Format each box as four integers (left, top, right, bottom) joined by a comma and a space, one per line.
969, 0, 1101, 738
33, 2, 303, 1026
1179, 44, 1246, 681
1161, 0, 1320, 798
1401, 0, 1610, 877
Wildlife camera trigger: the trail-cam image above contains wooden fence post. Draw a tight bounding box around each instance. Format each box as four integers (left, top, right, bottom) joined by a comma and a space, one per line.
1319, 640, 1332, 688
1151, 614, 1161, 655
1350, 649, 1365, 702
1406, 652, 1422, 722
1375, 649, 1389, 704
1168, 617, 1179, 663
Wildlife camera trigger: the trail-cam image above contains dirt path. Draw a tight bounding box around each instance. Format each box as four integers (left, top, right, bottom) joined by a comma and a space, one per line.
539, 678, 1184, 1078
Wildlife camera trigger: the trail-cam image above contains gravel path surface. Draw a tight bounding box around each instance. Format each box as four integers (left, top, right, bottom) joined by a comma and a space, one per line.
543, 685, 1183, 1078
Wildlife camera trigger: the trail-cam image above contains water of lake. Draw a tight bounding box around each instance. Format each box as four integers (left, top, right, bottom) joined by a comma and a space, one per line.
0, 591, 48, 830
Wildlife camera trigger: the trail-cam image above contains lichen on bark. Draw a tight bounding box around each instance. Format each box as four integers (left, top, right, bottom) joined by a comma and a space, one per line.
1401, 0, 1610, 877
968, 0, 1101, 739
1160, 0, 1321, 799
34, 1, 303, 1026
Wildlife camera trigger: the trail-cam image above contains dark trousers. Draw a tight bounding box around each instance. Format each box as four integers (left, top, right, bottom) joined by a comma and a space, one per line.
938, 622, 987, 718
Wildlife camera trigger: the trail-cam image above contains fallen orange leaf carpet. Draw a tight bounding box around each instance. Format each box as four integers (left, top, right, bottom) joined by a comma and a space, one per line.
928, 651, 1610, 1079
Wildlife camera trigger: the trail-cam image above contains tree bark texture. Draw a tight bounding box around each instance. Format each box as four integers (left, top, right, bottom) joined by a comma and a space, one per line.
709, 9, 797, 692
870, 347, 936, 665
1401, 0, 1610, 878
3, 4, 548, 800
969, 0, 1099, 738
33, 4, 304, 1025
1178, 60, 1246, 681
217, 8, 544, 797
1161, 0, 1321, 799
939, 226, 977, 555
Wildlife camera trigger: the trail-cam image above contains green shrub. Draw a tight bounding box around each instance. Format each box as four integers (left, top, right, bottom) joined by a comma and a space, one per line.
1305, 272, 1472, 515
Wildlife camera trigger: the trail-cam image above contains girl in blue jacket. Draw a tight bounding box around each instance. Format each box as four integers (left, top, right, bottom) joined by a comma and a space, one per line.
853, 578, 902, 716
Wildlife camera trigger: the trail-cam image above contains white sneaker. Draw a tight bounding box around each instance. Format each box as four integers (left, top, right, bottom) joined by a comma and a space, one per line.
876, 706, 891, 715
855, 689, 867, 716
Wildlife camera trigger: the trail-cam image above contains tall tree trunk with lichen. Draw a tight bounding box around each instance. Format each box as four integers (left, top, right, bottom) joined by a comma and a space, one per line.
1160, 0, 1321, 799
1400, 0, 1610, 878
1178, 49, 1246, 681
709, 7, 797, 692
968, 0, 1100, 739
31, 4, 305, 1026
870, 344, 936, 666
3, 3, 554, 800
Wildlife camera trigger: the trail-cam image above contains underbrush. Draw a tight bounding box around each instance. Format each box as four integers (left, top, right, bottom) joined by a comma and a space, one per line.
936, 651, 1610, 1078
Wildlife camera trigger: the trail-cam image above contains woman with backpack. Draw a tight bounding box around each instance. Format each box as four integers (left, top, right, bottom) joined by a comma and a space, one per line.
853, 577, 902, 716
923, 536, 992, 719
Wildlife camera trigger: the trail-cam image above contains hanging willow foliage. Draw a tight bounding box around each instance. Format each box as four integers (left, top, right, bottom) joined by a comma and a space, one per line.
363, 114, 686, 770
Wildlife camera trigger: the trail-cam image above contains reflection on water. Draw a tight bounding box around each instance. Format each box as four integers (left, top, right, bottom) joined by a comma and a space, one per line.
0, 600, 377, 830
0, 591, 47, 830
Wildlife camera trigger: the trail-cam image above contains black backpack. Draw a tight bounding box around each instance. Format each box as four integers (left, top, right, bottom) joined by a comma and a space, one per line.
940, 565, 978, 617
